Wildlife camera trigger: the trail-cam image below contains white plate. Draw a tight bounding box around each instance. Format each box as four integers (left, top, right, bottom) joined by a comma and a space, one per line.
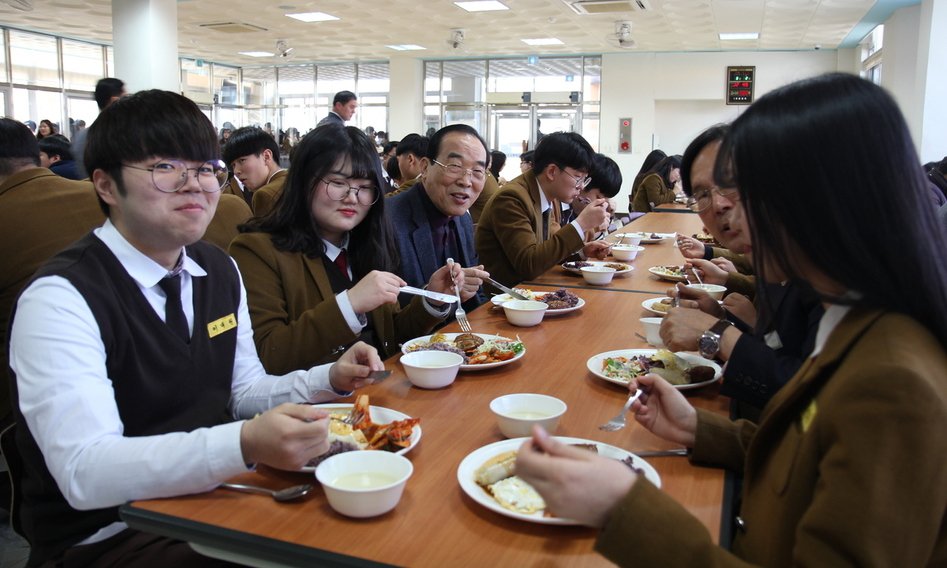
401, 333, 525, 371
625, 232, 676, 244
648, 266, 688, 282
457, 437, 661, 525
297, 403, 422, 472
490, 292, 586, 316
561, 261, 634, 276
641, 297, 673, 317
586, 349, 722, 391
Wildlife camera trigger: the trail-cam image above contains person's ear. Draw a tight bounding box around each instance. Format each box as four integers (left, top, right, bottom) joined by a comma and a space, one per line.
92, 169, 119, 207
262, 149, 273, 165
542, 163, 558, 182
49, 154, 62, 164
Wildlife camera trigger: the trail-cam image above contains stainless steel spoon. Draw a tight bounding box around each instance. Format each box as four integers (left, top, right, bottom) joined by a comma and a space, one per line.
220, 482, 313, 502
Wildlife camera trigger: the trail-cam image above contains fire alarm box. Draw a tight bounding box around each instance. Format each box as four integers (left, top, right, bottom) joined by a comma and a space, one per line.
618, 117, 632, 153
726, 66, 755, 105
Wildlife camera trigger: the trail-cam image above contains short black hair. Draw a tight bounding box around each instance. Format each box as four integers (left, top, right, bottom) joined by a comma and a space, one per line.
223, 127, 281, 166
0, 118, 40, 175
39, 134, 73, 161
396, 133, 429, 158
587, 153, 621, 198
520, 150, 534, 164
333, 91, 357, 106
382, 141, 398, 156
94, 78, 125, 110
680, 125, 728, 197
489, 150, 507, 179
532, 132, 594, 175
85, 89, 219, 216
426, 124, 488, 163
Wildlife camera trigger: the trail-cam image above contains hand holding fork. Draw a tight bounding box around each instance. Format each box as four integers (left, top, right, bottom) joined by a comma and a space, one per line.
446, 258, 471, 332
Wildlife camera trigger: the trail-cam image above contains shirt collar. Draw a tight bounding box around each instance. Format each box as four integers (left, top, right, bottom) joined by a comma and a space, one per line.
536, 179, 551, 213
810, 303, 851, 358
322, 233, 351, 262
93, 219, 207, 289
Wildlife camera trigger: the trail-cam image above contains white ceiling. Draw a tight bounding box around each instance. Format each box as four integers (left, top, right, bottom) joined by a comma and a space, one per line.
0, 0, 909, 67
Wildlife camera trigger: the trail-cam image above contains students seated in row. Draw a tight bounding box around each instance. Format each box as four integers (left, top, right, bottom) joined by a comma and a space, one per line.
222, 126, 287, 215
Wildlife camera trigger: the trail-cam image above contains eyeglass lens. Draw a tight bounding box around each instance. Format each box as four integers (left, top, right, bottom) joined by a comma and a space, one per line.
324, 179, 378, 205
152, 160, 228, 193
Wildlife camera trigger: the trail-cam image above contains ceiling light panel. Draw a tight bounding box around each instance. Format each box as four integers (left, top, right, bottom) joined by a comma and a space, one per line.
239, 51, 274, 57
719, 32, 759, 40
285, 12, 339, 22
522, 38, 564, 46
455, 1, 509, 12
387, 44, 426, 51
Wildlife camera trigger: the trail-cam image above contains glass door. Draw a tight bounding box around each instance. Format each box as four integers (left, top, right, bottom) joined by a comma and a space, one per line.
490, 105, 530, 181
535, 104, 578, 144
66, 94, 97, 140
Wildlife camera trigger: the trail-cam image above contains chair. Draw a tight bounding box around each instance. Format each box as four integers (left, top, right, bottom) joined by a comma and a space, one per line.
0, 423, 28, 543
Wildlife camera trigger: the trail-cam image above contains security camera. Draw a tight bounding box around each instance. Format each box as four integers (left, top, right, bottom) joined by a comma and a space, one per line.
449, 29, 465, 49
814, 44, 822, 50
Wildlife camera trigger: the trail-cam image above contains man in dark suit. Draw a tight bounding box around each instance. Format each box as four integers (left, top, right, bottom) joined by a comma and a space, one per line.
475, 132, 611, 288
316, 90, 357, 128
388, 124, 489, 310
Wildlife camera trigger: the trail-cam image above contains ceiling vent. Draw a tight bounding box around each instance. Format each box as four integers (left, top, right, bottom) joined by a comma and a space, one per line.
199, 22, 268, 34
563, 0, 650, 15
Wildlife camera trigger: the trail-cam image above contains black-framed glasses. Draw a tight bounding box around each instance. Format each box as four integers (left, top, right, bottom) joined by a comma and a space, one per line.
123, 160, 228, 193
690, 186, 741, 212
559, 167, 592, 189
432, 160, 486, 181
322, 178, 379, 205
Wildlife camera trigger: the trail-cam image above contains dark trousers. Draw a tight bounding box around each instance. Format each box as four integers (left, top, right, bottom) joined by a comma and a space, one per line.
40, 529, 239, 568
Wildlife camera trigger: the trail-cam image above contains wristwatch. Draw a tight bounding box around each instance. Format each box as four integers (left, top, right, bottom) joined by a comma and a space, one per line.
698, 319, 734, 360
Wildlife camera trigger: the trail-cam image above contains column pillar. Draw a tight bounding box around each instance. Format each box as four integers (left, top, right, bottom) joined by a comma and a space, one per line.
917, 0, 946, 161
388, 57, 424, 139
112, 0, 179, 92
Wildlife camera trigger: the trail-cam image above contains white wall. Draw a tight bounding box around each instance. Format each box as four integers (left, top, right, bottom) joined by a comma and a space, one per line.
599, 50, 838, 209
388, 57, 424, 139
917, 0, 947, 162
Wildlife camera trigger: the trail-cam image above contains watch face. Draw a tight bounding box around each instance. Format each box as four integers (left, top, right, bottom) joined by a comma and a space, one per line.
698, 334, 718, 358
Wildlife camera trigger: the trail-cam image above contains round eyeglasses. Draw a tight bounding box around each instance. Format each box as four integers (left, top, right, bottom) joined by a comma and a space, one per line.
432, 160, 486, 181
123, 160, 228, 193
689, 186, 741, 212
559, 167, 592, 189
322, 178, 379, 205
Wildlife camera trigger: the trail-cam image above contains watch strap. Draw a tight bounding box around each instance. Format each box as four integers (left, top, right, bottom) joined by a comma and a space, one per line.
709, 319, 734, 336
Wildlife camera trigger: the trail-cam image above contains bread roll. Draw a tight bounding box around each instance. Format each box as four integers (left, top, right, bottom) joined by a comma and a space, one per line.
475, 451, 516, 486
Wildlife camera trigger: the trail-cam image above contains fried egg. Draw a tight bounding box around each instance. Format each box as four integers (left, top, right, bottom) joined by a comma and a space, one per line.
328, 414, 368, 450
488, 476, 546, 515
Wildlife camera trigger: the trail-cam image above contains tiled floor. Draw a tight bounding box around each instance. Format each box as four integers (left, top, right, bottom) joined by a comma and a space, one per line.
0, 512, 28, 568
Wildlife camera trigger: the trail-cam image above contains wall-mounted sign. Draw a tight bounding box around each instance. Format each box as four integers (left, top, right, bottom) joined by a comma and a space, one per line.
726, 66, 755, 105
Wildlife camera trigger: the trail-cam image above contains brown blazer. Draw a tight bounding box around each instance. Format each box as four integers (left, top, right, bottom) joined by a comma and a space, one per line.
474, 170, 584, 287
250, 169, 288, 217
220, 177, 251, 206
597, 308, 947, 566
229, 232, 444, 375
0, 168, 104, 424
631, 172, 675, 212
202, 194, 252, 251
468, 172, 500, 225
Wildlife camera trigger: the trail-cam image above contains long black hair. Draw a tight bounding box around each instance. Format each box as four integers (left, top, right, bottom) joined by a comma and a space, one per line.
720, 72, 947, 347
240, 124, 399, 277
646, 155, 681, 190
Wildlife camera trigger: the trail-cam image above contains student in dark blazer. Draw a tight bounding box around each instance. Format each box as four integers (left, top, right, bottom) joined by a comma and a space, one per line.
515, 74, 947, 567
231, 124, 477, 374
387, 124, 489, 310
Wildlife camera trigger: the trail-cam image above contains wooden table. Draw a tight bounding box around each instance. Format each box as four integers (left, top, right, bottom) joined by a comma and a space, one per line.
121, 215, 733, 568
653, 202, 696, 213
524, 212, 706, 295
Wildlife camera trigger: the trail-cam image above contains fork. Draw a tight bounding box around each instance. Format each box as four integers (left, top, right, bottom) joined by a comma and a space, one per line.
446, 257, 471, 333
598, 390, 644, 432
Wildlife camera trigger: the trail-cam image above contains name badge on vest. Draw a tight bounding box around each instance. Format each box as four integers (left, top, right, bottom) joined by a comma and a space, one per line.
207, 313, 237, 338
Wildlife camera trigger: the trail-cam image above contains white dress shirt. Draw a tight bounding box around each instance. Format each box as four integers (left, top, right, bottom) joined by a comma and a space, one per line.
10, 220, 345, 544
537, 180, 585, 241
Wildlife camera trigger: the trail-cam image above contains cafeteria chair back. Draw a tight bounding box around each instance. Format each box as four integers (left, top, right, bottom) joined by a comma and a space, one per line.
0, 423, 28, 544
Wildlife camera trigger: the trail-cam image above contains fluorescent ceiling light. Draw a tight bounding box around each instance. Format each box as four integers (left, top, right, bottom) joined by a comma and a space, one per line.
387, 44, 426, 51
454, 1, 509, 12
719, 32, 759, 40
522, 38, 564, 46
239, 51, 274, 57
285, 11, 339, 22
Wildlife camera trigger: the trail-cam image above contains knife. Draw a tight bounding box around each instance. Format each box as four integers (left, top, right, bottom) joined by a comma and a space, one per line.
631, 448, 688, 458
367, 370, 392, 382
399, 285, 457, 304
484, 277, 530, 300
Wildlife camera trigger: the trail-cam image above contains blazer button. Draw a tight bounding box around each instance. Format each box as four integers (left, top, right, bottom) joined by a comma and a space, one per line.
735, 516, 747, 532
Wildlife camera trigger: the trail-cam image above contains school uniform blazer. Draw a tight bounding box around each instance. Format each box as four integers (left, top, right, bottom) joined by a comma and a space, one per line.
202, 194, 252, 251
386, 183, 485, 309
631, 172, 676, 212
596, 307, 947, 567
468, 171, 500, 225
229, 232, 444, 375
249, 169, 288, 217
474, 170, 584, 287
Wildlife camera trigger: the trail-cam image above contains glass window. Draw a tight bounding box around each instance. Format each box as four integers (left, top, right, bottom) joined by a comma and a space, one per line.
182, 58, 211, 97
10, 30, 59, 88
242, 66, 277, 107
424, 104, 440, 134
424, 62, 441, 104
357, 63, 388, 132
13, 87, 63, 133
0, 32, 8, 83
279, 65, 317, 134
443, 60, 485, 104
66, 96, 98, 139
62, 39, 104, 91
106, 46, 115, 78
583, 57, 601, 103
213, 64, 240, 105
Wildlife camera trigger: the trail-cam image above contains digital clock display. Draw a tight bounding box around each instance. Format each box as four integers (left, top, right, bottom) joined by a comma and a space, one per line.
726, 66, 755, 105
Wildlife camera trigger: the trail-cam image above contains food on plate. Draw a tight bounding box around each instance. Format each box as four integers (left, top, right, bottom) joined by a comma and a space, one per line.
474, 451, 546, 515
307, 395, 420, 467
652, 265, 686, 278
475, 450, 518, 486
405, 333, 525, 365
600, 349, 715, 386
620, 456, 645, 475
649, 232, 661, 239
562, 260, 593, 270
650, 297, 673, 313
538, 288, 580, 309
693, 232, 719, 245
603, 262, 630, 271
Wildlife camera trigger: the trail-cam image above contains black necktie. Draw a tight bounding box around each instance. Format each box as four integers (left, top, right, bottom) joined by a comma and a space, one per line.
158, 274, 190, 343
542, 208, 550, 241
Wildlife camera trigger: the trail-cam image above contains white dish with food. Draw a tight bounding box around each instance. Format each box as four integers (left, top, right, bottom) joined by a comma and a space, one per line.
490, 289, 585, 316
624, 232, 676, 244
641, 296, 674, 316
457, 437, 661, 525
685, 283, 727, 300
293, 402, 422, 473
586, 349, 721, 391
580, 265, 616, 286
489, 393, 567, 438
648, 265, 688, 282
400, 350, 464, 389
561, 260, 633, 277
610, 245, 644, 262
316, 451, 413, 518
401, 333, 526, 371
639, 317, 664, 347
502, 300, 548, 327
